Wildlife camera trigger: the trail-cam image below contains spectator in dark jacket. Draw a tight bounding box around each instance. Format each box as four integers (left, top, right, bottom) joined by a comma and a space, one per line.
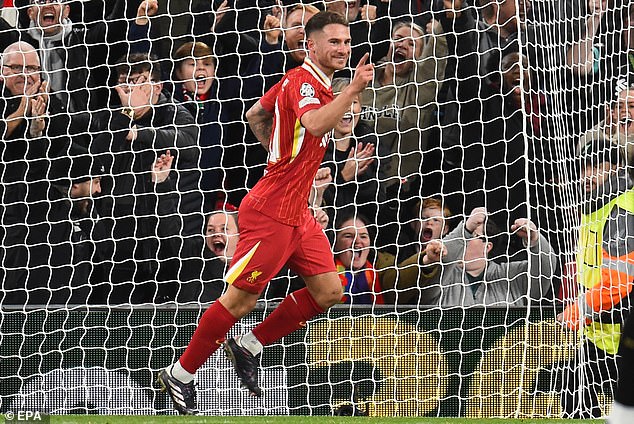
1, 146, 107, 306
172, 41, 226, 213
87, 53, 199, 303
321, 78, 383, 224
1, 41, 72, 233
3, 0, 131, 112
106, 53, 201, 235
184, 0, 286, 206
96, 149, 183, 305
441, 24, 553, 233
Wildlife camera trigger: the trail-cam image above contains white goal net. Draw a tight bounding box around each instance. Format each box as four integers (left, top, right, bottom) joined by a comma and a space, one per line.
1, 0, 633, 419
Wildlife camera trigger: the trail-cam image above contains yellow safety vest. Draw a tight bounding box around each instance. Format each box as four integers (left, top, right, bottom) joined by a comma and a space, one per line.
578, 189, 634, 355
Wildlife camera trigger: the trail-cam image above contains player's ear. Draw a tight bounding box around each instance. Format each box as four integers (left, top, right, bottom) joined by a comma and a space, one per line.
62, 5, 71, 20
306, 38, 315, 53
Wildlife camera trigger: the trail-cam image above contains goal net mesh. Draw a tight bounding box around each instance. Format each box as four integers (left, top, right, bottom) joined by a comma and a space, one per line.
0, 0, 632, 418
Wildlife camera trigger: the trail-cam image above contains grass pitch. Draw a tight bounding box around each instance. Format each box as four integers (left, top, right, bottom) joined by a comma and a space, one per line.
49, 416, 603, 424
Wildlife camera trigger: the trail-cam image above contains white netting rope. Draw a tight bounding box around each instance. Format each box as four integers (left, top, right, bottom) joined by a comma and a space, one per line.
0, 0, 632, 418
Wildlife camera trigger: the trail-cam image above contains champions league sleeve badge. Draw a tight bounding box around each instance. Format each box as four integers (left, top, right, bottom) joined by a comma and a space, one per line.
300, 83, 316, 98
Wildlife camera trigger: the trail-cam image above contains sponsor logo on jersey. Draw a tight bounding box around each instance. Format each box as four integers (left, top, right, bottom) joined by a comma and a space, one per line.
299, 97, 321, 108
300, 82, 315, 98
320, 133, 329, 148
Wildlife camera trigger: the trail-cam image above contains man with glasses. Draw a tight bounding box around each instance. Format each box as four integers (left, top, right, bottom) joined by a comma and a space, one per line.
1, 41, 48, 237
3, 0, 153, 112
1, 41, 98, 306
1, 41, 73, 205
418, 207, 556, 307
87, 52, 199, 304
0, 41, 47, 140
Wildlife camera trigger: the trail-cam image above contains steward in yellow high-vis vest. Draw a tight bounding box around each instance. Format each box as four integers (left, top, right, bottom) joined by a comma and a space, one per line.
570, 186, 634, 354
559, 142, 634, 418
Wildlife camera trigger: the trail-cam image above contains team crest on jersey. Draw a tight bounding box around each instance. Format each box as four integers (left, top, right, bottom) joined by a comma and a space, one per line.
247, 270, 263, 284
300, 82, 315, 98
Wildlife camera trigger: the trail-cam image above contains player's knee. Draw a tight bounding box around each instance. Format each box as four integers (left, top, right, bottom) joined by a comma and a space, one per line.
319, 285, 344, 309
232, 297, 258, 318
219, 287, 259, 318
305, 273, 344, 309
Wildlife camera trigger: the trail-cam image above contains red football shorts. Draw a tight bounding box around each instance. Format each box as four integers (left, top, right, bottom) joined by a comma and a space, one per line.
224, 204, 336, 294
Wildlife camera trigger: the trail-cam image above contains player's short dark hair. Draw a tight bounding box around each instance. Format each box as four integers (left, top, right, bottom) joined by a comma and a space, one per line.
305, 10, 348, 38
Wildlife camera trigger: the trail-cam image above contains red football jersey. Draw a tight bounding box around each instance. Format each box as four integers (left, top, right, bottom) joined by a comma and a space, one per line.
244, 57, 333, 226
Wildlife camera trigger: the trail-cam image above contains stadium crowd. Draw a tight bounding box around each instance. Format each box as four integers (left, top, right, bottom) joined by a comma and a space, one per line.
1, 0, 633, 419
0, 0, 632, 302
0, 0, 634, 332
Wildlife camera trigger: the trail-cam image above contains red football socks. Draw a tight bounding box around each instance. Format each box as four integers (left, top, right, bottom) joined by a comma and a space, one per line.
252, 287, 324, 346
179, 301, 237, 373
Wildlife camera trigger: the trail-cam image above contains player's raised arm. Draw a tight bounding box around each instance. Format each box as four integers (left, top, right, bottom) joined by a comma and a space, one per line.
300, 53, 374, 137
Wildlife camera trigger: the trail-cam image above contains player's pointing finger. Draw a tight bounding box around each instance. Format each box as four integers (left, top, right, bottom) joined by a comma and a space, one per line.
356, 52, 369, 68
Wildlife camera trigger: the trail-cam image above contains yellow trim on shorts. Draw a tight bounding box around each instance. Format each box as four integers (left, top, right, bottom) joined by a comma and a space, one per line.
225, 241, 261, 284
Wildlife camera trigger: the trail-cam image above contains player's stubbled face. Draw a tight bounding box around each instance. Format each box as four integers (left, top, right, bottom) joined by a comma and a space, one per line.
308, 23, 351, 74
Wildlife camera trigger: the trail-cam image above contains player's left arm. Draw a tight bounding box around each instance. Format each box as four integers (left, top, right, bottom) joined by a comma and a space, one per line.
246, 100, 274, 150
247, 79, 281, 150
